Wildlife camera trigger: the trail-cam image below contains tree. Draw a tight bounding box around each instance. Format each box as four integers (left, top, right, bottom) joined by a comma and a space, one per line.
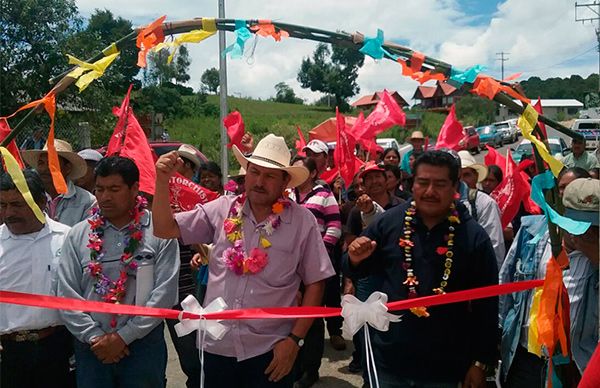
456, 95, 496, 126
145, 45, 191, 86
201, 67, 220, 94
273, 82, 303, 104
297, 43, 364, 112
0, 0, 82, 115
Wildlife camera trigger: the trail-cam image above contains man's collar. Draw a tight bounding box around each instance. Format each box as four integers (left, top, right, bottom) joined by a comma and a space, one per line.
103, 209, 151, 231
241, 196, 293, 225
0, 215, 51, 240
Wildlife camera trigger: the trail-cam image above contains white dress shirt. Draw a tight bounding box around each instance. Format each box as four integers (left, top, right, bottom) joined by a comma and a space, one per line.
0, 217, 71, 333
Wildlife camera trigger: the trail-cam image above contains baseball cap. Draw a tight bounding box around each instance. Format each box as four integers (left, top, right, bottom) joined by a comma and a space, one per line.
358, 161, 386, 180
77, 149, 103, 163
563, 177, 600, 226
303, 139, 329, 154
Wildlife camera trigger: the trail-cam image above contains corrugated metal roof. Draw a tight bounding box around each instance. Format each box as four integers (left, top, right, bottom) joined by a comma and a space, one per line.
512, 99, 583, 107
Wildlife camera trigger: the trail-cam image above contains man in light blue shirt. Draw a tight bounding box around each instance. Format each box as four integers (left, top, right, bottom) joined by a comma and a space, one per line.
57, 156, 179, 388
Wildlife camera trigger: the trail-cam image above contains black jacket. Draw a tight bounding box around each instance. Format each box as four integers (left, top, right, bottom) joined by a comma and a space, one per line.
342, 201, 499, 381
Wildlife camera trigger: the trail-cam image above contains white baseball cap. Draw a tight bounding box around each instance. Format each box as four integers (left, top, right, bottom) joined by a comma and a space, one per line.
303, 139, 329, 155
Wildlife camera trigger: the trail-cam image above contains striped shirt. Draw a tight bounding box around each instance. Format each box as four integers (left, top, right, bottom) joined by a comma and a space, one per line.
291, 185, 342, 249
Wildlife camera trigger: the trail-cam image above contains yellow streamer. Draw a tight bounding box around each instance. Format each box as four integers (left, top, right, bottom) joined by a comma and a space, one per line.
154, 28, 216, 63
527, 287, 544, 356
0, 147, 45, 224
517, 105, 564, 177
102, 42, 118, 56
66, 51, 120, 92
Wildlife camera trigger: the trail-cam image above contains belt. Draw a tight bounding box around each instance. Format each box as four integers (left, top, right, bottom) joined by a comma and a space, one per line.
1, 326, 62, 342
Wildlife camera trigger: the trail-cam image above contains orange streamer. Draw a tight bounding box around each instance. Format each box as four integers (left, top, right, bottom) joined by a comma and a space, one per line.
250, 22, 289, 41
396, 57, 446, 84
471, 75, 530, 104
536, 250, 571, 387
136, 15, 166, 68
1, 93, 66, 194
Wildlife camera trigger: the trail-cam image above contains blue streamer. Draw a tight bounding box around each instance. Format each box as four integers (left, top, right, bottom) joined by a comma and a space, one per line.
360, 29, 393, 60
531, 171, 591, 235
450, 64, 485, 85
222, 20, 251, 59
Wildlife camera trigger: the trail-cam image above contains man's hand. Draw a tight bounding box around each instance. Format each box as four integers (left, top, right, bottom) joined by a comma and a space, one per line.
463, 364, 486, 388
348, 236, 377, 265
241, 133, 254, 153
155, 151, 183, 182
356, 194, 375, 214
264, 338, 299, 382
190, 252, 203, 270
90, 333, 129, 364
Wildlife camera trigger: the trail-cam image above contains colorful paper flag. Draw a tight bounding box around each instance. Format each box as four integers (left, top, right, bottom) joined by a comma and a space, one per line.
224, 111, 245, 149
435, 104, 464, 151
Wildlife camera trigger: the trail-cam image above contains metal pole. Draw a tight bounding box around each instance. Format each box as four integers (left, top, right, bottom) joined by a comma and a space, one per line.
218, 0, 229, 184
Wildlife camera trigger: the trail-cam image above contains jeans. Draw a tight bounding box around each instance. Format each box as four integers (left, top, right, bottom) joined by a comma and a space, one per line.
1, 327, 75, 388
504, 345, 545, 388
296, 316, 325, 378
204, 350, 294, 388
73, 323, 167, 388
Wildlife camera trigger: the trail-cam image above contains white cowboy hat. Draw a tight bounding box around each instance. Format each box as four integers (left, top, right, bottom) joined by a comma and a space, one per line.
228, 166, 246, 180
232, 134, 309, 188
177, 144, 202, 170
458, 150, 488, 183
22, 139, 87, 180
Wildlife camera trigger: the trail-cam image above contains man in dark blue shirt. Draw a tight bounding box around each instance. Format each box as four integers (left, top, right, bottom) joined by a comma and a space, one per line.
343, 150, 499, 388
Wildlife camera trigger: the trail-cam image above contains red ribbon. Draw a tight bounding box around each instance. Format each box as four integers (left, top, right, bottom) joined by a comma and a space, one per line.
0, 280, 542, 321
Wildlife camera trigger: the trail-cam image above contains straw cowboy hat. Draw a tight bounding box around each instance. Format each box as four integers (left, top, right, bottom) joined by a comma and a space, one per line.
232, 134, 309, 188
410, 130, 425, 140
177, 144, 202, 170
458, 150, 488, 183
228, 166, 246, 180
22, 139, 87, 180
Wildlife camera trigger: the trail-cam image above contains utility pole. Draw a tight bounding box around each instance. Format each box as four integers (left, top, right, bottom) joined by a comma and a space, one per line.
575, 1, 600, 92
218, 0, 229, 183
496, 52, 509, 80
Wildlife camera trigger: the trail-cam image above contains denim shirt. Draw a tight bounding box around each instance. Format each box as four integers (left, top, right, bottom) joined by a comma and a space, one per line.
499, 215, 551, 380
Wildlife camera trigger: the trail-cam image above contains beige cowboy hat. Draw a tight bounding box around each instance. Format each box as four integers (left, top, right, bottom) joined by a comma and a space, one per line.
22, 139, 87, 180
458, 150, 488, 183
228, 166, 246, 180
232, 134, 309, 188
177, 144, 202, 170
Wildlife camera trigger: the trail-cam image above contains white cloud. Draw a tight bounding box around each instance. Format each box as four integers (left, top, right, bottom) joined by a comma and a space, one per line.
75, 0, 598, 103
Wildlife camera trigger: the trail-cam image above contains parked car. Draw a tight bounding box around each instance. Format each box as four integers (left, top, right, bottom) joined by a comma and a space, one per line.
494, 119, 519, 144
571, 119, 600, 151
458, 126, 480, 154
476, 125, 502, 149
376, 138, 401, 151
511, 137, 570, 163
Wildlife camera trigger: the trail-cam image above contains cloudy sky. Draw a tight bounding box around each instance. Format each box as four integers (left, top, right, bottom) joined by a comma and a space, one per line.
74, 0, 599, 104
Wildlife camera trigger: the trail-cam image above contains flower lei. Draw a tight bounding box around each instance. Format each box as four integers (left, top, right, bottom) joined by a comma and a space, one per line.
86, 195, 147, 328
398, 200, 460, 318
222, 193, 290, 275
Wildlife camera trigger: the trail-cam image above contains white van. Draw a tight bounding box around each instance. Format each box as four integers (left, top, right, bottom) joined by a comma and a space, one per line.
571, 119, 600, 150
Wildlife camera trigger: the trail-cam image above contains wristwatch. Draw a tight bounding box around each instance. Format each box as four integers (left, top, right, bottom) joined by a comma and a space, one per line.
287, 333, 305, 348
473, 361, 492, 373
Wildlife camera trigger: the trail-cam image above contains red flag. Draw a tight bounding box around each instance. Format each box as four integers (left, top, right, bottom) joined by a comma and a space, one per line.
334, 108, 358, 187
295, 126, 307, 156
0, 119, 24, 168
353, 90, 406, 141
484, 145, 507, 176
169, 173, 218, 212
490, 152, 529, 228
224, 111, 245, 149
320, 167, 339, 184
533, 97, 547, 138
435, 104, 464, 151
106, 85, 156, 195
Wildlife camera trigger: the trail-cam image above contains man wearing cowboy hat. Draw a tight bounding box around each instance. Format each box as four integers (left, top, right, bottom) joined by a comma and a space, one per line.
153, 134, 335, 387
400, 130, 426, 173
22, 139, 96, 227
176, 144, 203, 181
458, 150, 505, 267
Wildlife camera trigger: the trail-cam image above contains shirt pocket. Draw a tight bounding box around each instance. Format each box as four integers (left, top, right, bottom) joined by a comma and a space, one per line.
260, 246, 298, 288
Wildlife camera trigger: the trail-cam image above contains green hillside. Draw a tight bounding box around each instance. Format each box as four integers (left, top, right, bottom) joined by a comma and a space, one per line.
165, 96, 335, 162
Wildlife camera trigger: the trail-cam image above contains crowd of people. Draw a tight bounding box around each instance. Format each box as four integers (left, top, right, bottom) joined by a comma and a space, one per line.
0, 128, 598, 388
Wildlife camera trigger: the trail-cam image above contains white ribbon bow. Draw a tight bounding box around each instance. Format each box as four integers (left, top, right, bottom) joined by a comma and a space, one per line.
175, 295, 229, 341
341, 292, 401, 336
341, 292, 401, 388
175, 295, 229, 388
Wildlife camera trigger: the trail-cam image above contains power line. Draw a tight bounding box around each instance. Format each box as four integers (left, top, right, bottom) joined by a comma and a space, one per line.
515, 45, 598, 74
576, 1, 600, 91
496, 51, 509, 80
